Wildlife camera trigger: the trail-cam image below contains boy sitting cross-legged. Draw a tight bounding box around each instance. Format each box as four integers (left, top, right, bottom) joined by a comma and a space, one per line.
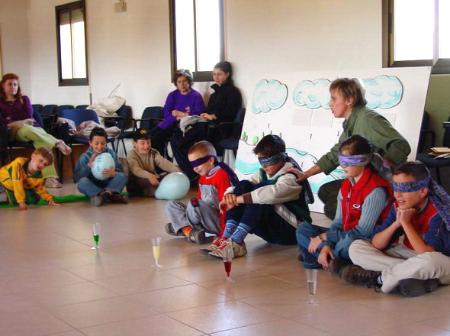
343, 161, 450, 297
74, 127, 128, 206
126, 128, 181, 197
0, 147, 59, 210
164, 140, 239, 244
211, 135, 312, 259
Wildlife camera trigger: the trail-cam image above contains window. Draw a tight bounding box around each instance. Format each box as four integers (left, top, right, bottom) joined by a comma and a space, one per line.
56, 0, 88, 86
383, 0, 450, 73
169, 0, 224, 81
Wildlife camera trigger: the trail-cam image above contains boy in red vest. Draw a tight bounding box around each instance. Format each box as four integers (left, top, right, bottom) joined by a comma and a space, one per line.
344, 161, 450, 297
297, 135, 392, 273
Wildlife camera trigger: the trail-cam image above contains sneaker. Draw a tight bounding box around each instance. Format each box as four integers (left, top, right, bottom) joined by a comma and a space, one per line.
200, 237, 225, 253
328, 257, 351, 276
209, 240, 247, 259
164, 223, 184, 237
398, 278, 440, 297
341, 265, 381, 289
90, 195, 104, 207
108, 192, 128, 204
45, 177, 62, 188
56, 140, 72, 156
188, 229, 214, 244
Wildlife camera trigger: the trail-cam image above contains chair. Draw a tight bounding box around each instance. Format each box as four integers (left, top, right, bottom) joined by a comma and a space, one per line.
32, 104, 44, 116
103, 105, 133, 155
208, 108, 246, 169
75, 105, 88, 110
57, 108, 116, 181
42, 104, 58, 117
137, 106, 164, 130
56, 105, 75, 116
417, 117, 450, 185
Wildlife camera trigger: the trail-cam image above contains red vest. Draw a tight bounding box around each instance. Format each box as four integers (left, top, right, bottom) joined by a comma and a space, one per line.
341, 166, 393, 232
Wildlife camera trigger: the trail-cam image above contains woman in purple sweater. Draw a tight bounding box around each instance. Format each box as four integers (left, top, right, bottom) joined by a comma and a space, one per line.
0, 73, 71, 188
150, 69, 205, 154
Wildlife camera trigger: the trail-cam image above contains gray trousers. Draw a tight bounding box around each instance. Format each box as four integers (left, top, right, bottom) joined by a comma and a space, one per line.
165, 199, 221, 234
349, 239, 450, 293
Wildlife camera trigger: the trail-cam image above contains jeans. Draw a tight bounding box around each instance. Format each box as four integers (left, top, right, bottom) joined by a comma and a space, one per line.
77, 173, 127, 197
296, 222, 329, 269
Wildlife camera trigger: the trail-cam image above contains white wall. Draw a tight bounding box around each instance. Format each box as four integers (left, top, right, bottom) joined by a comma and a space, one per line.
0, 0, 30, 92
225, 0, 382, 102
2, 0, 382, 116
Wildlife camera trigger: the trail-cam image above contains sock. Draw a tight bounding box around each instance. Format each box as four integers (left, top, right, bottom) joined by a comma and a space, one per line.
376, 275, 383, 286
230, 223, 251, 244
223, 220, 238, 239
181, 226, 193, 237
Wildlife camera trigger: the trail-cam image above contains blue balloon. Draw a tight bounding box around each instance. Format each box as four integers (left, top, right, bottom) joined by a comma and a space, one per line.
91, 153, 115, 180
155, 172, 190, 200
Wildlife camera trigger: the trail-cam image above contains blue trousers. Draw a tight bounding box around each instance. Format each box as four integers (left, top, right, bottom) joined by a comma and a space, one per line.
226, 180, 297, 245
77, 173, 127, 197
296, 222, 329, 269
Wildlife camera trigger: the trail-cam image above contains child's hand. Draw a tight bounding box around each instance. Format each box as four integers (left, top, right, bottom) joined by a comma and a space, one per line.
18, 202, 27, 210
318, 245, 334, 269
88, 153, 99, 167
48, 200, 60, 206
398, 208, 417, 225
102, 168, 116, 178
148, 174, 160, 187
308, 236, 323, 253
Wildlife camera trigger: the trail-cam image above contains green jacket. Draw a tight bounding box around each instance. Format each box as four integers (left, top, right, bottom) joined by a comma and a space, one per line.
316, 106, 411, 174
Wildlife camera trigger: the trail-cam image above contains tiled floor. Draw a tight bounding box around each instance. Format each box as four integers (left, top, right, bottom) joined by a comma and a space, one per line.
1, 183, 450, 336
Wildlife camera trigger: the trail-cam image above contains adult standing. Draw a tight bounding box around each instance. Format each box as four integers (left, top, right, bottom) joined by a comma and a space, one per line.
292, 78, 410, 219
171, 61, 242, 181
150, 69, 205, 155
0, 73, 71, 188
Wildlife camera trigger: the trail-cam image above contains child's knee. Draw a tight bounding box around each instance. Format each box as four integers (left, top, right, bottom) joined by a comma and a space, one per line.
233, 180, 255, 195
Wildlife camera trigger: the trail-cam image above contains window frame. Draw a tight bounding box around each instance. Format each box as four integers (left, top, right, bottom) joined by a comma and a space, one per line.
55, 0, 89, 86
382, 0, 450, 74
169, 0, 224, 82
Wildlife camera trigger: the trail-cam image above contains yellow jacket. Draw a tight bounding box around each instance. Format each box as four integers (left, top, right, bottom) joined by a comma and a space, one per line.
0, 157, 53, 204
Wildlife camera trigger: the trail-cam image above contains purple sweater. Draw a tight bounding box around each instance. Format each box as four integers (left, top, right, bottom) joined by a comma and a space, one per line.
0, 95, 33, 126
158, 89, 205, 129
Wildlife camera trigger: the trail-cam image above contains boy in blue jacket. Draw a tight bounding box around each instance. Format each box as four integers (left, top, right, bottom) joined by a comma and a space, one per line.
74, 127, 128, 206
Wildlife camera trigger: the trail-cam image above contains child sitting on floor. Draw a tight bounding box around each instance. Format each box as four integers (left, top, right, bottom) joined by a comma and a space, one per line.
297, 135, 392, 274
0, 147, 59, 210
344, 161, 450, 297
211, 135, 312, 259
126, 128, 180, 197
74, 127, 128, 206
164, 140, 238, 244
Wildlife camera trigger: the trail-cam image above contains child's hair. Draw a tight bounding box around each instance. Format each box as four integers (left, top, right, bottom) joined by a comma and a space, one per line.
339, 135, 372, 155
393, 161, 429, 181
89, 127, 108, 141
330, 78, 367, 108
133, 127, 150, 141
253, 135, 285, 157
188, 140, 217, 157
33, 147, 53, 165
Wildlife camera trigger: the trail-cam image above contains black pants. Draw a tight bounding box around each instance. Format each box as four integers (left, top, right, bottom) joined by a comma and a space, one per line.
317, 179, 344, 220
170, 124, 208, 180
226, 180, 297, 245
149, 126, 174, 156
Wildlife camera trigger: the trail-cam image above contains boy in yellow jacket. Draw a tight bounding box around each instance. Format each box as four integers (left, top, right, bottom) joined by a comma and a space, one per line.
0, 147, 59, 210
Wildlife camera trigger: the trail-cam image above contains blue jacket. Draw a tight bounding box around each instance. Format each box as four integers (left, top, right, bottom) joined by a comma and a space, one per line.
73, 147, 123, 182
